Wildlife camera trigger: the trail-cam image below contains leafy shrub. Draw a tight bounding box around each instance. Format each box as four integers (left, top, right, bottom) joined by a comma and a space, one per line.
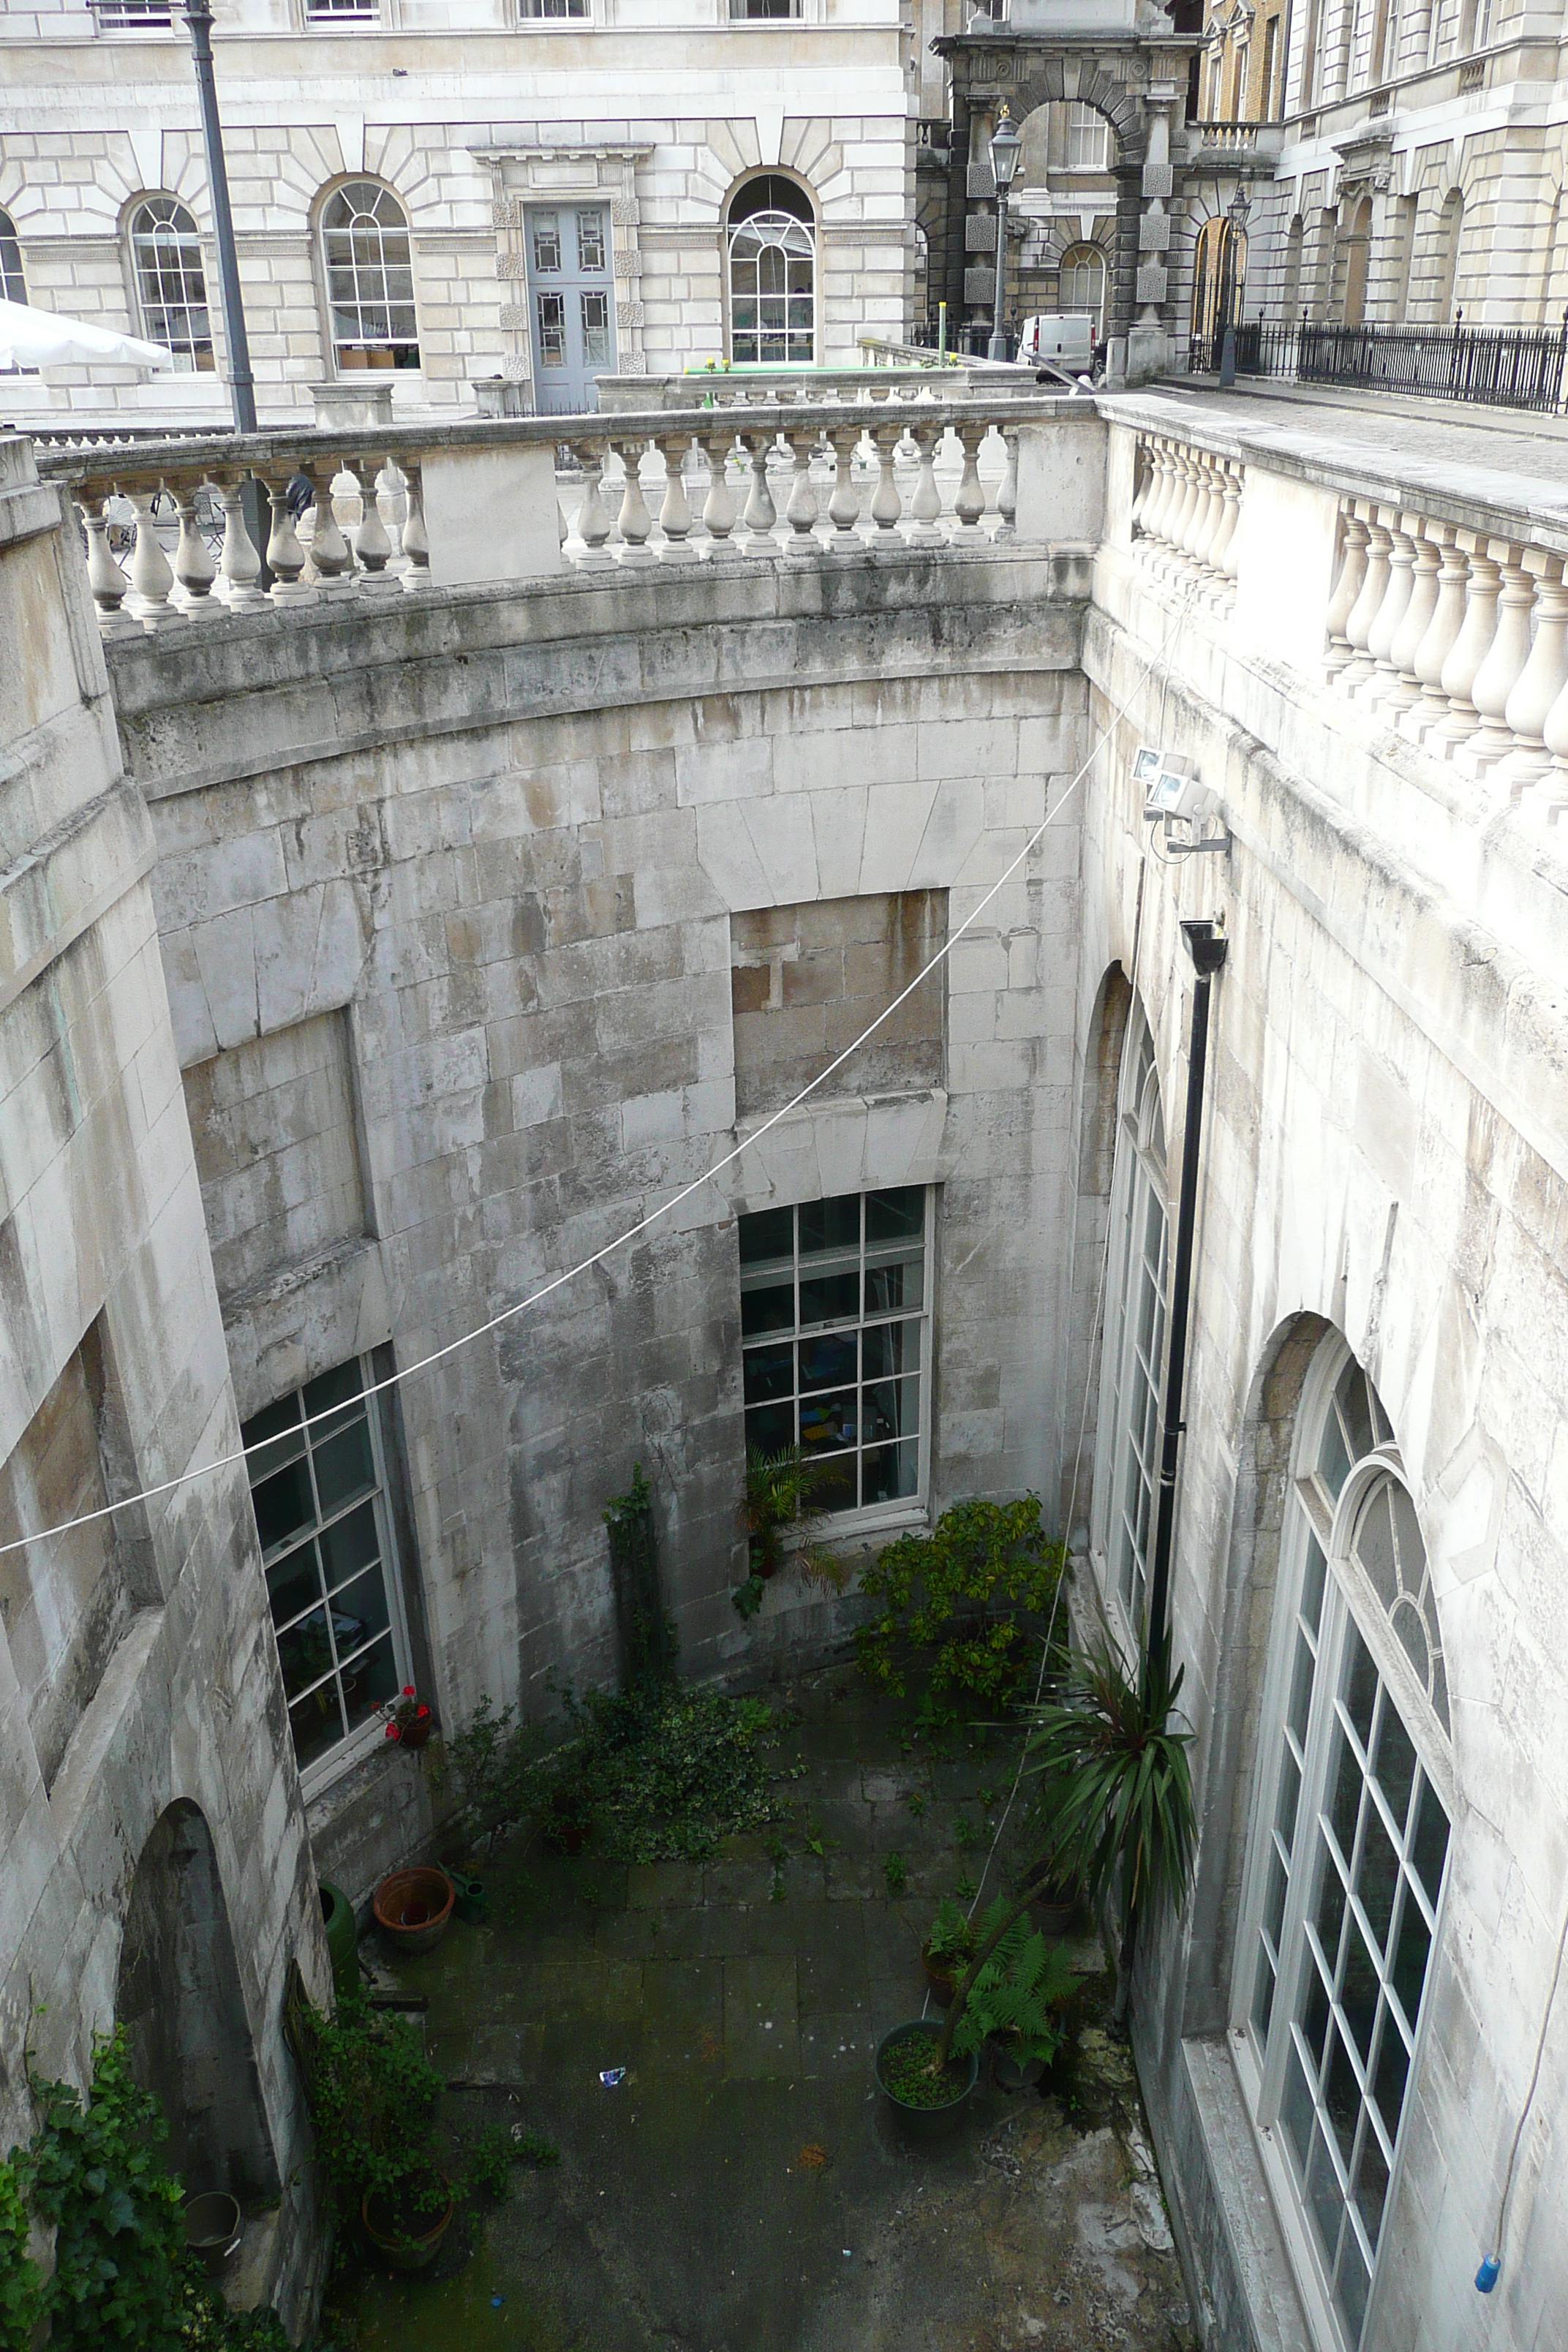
0, 2156, 38, 2352
559, 1684, 792, 1864
434, 1695, 554, 1850
510, 2127, 559, 2170
944, 1900, 1078, 2068
922, 1896, 976, 1970
292, 1996, 443, 2217
467, 2126, 512, 2201
854, 1496, 1066, 1715
13, 2028, 186, 2350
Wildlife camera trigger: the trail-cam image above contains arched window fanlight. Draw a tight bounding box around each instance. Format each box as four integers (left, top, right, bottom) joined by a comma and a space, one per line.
0, 208, 25, 306
129, 196, 213, 371
321, 180, 419, 372
1058, 242, 1107, 338
1237, 1333, 1452, 2351
726, 174, 815, 366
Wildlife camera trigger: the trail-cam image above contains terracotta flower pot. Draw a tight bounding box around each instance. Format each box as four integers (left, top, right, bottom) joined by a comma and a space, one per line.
361, 2172, 454, 2272
372, 1866, 456, 1956
399, 1713, 433, 1752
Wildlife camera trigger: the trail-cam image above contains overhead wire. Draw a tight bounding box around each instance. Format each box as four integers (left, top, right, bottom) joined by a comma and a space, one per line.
0, 576, 1198, 1568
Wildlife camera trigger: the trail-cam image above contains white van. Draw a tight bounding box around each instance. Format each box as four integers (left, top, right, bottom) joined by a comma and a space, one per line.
1017, 314, 1096, 372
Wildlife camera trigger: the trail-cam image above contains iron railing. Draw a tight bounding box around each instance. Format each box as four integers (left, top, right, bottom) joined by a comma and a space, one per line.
1188, 315, 1568, 415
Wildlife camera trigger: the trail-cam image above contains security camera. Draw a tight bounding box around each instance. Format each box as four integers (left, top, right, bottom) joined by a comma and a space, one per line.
1135, 747, 1229, 858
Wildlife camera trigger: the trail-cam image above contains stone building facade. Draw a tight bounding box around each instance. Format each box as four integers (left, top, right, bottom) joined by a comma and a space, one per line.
0, 0, 914, 428
7, 349, 1568, 2351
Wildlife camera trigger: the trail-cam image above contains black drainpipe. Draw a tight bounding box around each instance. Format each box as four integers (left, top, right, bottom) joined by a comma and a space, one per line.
1145, 915, 1229, 1677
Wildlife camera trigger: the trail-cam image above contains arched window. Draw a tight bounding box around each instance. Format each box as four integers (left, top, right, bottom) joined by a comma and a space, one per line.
1058, 243, 1107, 339
129, 196, 213, 371
1237, 1335, 1451, 2351
1191, 214, 1248, 342
1092, 995, 1168, 1634
1339, 193, 1373, 325
0, 208, 25, 305
1433, 188, 1464, 320
321, 180, 419, 372
726, 174, 815, 366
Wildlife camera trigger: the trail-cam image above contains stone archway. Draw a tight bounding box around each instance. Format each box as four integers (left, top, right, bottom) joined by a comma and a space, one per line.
116, 1801, 279, 2204
934, 26, 1199, 378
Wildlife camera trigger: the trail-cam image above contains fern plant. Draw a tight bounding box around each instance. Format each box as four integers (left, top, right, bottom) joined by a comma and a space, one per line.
946, 1899, 1078, 2066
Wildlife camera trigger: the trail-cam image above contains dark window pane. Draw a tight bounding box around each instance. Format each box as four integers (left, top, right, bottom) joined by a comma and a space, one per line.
330, 1565, 391, 1660
1302, 1531, 1327, 1632
1315, 1847, 1348, 1975
267, 1542, 323, 1633
241, 1391, 303, 1473
312, 1416, 376, 1518
277, 1605, 333, 1701
864, 1254, 923, 1315
862, 1376, 919, 1444
1353, 2123, 1390, 2247
251, 1455, 314, 1556
1335, 2231, 1371, 2345
319, 1498, 380, 1597
1338, 1360, 1375, 1463
1264, 1847, 1288, 1948
1373, 1704, 1418, 1836
862, 1439, 917, 1506
1323, 2024, 1361, 2167
1411, 1776, 1450, 1907
799, 1268, 859, 1326
1252, 1948, 1275, 2042
1343, 1629, 1378, 1750
290, 1686, 344, 1771
741, 1280, 795, 1337
1390, 1890, 1433, 2033
798, 1389, 856, 1449
799, 1196, 859, 1256
1307, 2116, 1346, 2255
1359, 1800, 1400, 1954
745, 1401, 794, 1457
739, 1206, 793, 1266
1339, 1923, 1379, 2062
343, 1632, 400, 1733
1371, 2017, 1409, 2142
1288, 1628, 1316, 1747
1327, 1725, 1362, 1865
1283, 2041, 1315, 2169
1275, 1748, 1302, 1848
811, 1456, 856, 1513
1301, 1953, 1331, 2067
304, 1357, 364, 1424
798, 1333, 856, 1392
865, 1187, 924, 1243
1318, 1405, 1352, 1501
863, 1319, 920, 1379
743, 1343, 794, 1403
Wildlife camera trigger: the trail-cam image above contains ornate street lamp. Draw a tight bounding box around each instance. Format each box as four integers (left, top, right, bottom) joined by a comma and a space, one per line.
1218, 181, 1251, 386
987, 105, 1022, 363
183, 0, 256, 432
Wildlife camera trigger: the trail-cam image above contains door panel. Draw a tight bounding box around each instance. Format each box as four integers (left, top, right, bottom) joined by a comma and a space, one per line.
526, 204, 616, 414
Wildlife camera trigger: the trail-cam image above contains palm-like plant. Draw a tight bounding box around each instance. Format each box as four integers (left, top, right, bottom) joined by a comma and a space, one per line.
1022, 1625, 1196, 2021
742, 1441, 841, 1580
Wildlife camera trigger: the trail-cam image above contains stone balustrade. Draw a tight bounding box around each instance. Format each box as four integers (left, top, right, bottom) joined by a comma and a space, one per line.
37, 396, 1054, 636
1128, 432, 1244, 610
1323, 495, 1568, 807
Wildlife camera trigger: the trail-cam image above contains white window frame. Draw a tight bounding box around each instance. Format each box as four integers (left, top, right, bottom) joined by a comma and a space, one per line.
128, 195, 214, 372
738, 1187, 933, 1538
1058, 243, 1107, 337
243, 1354, 414, 1801
1232, 1335, 1455, 2352
726, 208, 817, 367
1064, 102, 1109, 173
320, 178, 421, 374
1090, 998, 1168, 1643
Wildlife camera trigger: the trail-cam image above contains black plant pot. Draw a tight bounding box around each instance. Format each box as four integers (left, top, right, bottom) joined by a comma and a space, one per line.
874, 2019, 979, 2142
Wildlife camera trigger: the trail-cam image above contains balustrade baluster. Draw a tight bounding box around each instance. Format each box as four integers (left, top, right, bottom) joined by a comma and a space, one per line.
905, 428, 943, 545
656, 437, 697, 562
1163, 450, 1202, 579
1324, 508, 1369, 675
301, 464, 355, 595
79, 499, 133, 630
264, 480, 314, 606
570, 445, 614, 567
826, 429, 862, 548
1136, 440, 1173, 554
1189, 453, 1224, 583
350, 456, 399, 591
869, 427, 903, 535
741, 435, 778, 552
951, 425, 985, 535
1129, 442, 1154, 541
782, 431, 821, 557
169, 486, 216, 610
1358, 512, 1416, 706
701, 434, 740, 557
995, 427, 1018, 542
1401, 524, 1463, 740
1458, 541, 1534, 774
615, 440, 657, 564
1384, 519, 1440, 713
1433, 530, 1501, 749
124, 489, 176, 627
214, 477, 266, 609
1538, 642, 1568, 817
399, 461, 430, 589
1341, 505, 1391, 690
1495, 553, 1568, 795
1210, 461, 1243, 599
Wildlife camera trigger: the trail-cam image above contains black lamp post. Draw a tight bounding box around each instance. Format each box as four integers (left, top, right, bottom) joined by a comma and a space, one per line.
183, 0, 256, 433
1218, 181, 1251, 387
987, 105, 1022, 363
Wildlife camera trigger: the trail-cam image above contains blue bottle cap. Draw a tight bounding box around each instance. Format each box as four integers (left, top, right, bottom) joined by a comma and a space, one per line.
1475, 2255, 1500, 2293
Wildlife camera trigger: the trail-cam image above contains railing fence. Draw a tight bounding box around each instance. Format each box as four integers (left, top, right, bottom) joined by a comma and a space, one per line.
1188, 314, 1568, 415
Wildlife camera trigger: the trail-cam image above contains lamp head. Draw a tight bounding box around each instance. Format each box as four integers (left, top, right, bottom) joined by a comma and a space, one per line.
989, 105, 1023, 192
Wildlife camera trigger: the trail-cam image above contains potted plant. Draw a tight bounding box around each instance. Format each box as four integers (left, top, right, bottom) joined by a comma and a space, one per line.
941, 1903, 1077, 2092
741, 1442, 842, 1583
293, 1994, 453, 2272
873, 2020, 979, 2140
920, 1896, 976, 2006
372, 1865, 456, 1956
380, 1685, 434, 1750
1022, 1624, 1196, 2026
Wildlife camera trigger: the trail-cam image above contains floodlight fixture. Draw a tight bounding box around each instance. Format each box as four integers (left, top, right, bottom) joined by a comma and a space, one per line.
1135, 747, 1231, 858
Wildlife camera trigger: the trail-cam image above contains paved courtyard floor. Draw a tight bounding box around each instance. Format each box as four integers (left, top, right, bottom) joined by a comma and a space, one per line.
329, 1666, 1195, 2352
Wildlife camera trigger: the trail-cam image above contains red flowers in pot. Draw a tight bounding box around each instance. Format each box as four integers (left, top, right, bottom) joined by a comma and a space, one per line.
381, 1686, 434, 1749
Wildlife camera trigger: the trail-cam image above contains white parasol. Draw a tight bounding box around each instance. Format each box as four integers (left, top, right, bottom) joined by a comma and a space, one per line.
0, 298, 176, 372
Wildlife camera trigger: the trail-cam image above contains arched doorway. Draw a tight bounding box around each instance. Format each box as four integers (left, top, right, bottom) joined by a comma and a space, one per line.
1191, 213, 1248, 347
116, 1802, 278, 2202
1338, 194, 1373, 326
725, 173, 816, 366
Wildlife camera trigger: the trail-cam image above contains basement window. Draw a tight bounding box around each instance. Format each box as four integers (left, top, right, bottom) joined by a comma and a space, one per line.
739, 1189, 931, 1523
242, 1358, 411, 1781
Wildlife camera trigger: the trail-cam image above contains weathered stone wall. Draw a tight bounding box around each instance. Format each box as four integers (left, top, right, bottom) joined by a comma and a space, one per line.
730, 888, 948, 1120
0, 436, 329, 2325
105, 551, 1091, 1852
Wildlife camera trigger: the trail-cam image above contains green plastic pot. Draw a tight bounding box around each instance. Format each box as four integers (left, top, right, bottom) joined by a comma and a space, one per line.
874, 2019, 979, 2141
319, 1880, 359, 2009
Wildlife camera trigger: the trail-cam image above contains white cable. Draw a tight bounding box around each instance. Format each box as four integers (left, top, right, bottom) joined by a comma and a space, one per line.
0, 580, 1198, 1567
